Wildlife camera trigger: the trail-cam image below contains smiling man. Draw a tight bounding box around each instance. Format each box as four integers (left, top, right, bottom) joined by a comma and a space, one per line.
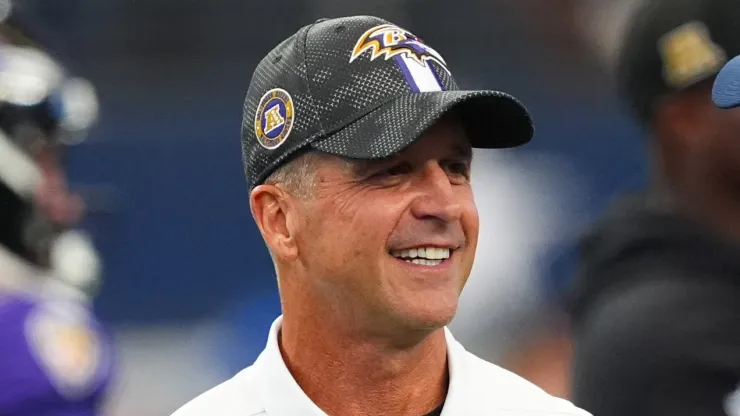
172, 15, 591, 416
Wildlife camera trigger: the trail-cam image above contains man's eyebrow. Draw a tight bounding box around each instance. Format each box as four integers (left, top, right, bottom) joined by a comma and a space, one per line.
350, 157, 393, 177
349, 159, 373, 177
452, 144, 473, 161
349, 144, 472, 176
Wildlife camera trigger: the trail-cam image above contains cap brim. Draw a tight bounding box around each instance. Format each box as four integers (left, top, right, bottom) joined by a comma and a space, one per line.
713, 55, 740, 109
311, 90, 533, 159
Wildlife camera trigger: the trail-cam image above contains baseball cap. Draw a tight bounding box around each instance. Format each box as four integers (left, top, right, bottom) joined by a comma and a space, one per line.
712, 55, 740, 109
241, 16, 534, 191
616, 0, 740, 124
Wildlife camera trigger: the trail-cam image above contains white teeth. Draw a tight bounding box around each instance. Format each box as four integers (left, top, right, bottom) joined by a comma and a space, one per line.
391, 247, 451, 261
411, 258, 443, 266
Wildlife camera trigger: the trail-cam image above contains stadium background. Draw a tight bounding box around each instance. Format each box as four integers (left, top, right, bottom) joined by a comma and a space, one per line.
19, 0, 647, 414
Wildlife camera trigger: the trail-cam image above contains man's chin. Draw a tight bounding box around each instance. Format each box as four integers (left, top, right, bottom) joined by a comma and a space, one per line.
395, 300, 459, 335
361, 289, 460, 343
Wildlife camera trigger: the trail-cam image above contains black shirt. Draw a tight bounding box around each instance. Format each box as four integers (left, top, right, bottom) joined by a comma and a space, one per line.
568, 190, 740, 416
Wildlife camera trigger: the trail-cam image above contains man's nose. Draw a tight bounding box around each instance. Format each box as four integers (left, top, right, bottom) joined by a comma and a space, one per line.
408, 161, 462, 223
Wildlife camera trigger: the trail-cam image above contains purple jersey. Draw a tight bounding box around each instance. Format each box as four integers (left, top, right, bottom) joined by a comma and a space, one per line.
0, 292, 114, 416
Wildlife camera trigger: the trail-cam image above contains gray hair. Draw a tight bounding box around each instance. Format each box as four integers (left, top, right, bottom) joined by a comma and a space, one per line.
263, 150, 338, 199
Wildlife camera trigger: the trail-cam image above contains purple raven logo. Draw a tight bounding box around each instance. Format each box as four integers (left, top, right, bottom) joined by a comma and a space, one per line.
350, 24, 449, 72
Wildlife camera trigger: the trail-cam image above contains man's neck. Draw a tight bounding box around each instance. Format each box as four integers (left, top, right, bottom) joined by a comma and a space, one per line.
279, 312, 449, 416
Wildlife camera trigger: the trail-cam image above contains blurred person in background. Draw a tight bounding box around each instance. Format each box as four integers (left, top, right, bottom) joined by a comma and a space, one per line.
567, 0, 740, 415
175, 15, 590, 416
0, 2, 115, 415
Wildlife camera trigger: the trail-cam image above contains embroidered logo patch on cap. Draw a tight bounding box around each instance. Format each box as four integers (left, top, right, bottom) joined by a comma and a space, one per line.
254, 88, 295, 149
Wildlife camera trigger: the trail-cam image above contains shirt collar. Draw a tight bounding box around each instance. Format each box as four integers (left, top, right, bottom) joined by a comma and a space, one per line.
254, 315, 468, 415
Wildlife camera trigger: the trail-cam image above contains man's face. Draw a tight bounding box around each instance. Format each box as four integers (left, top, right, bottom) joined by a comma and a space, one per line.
659, 82, 740, 184
295, 116, 478, 334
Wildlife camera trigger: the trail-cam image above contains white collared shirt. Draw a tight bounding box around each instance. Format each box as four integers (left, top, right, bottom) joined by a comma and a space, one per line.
172, 316, 591, 416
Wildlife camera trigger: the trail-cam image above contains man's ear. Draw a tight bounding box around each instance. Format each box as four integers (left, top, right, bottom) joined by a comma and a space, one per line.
250, 184, 299, 261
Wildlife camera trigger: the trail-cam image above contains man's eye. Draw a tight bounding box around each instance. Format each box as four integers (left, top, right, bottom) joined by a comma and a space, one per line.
444, 161, 470, 178
384, 163, 412, 176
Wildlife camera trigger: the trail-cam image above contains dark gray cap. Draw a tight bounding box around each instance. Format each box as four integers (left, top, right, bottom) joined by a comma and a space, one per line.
242, 15, 534, 191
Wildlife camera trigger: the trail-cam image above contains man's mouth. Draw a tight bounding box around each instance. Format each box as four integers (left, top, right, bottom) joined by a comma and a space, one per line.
389, 247, 451, 266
